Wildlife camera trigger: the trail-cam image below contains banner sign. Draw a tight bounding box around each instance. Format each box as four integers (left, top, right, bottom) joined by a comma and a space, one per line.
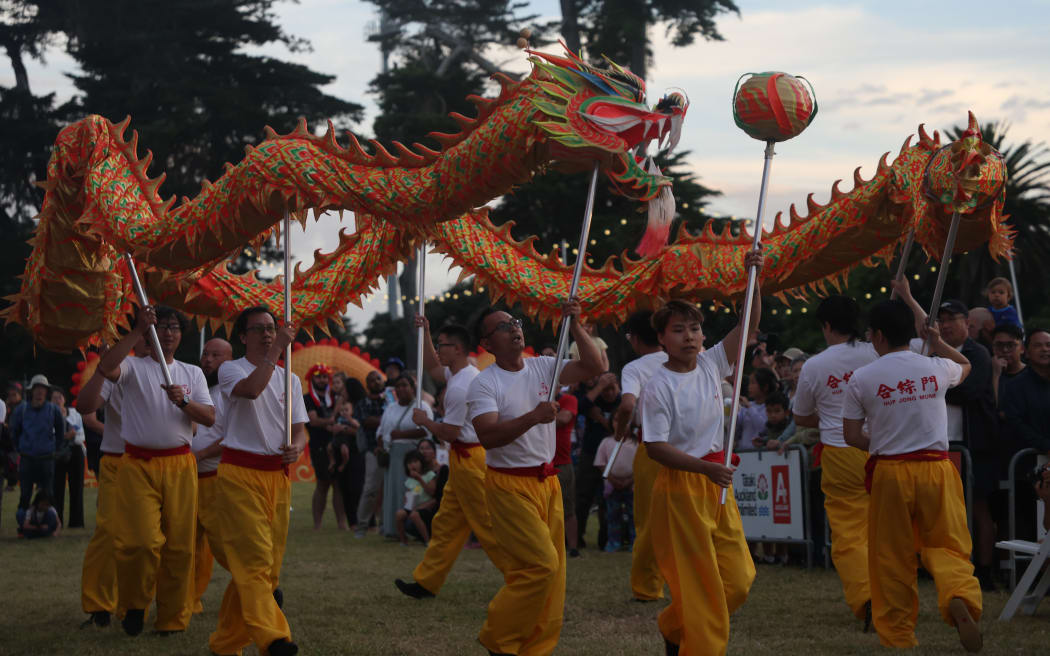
733, 449, 806, 541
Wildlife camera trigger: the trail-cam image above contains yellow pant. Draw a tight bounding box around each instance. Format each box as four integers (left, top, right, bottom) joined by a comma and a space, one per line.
821, 444, 871, 618
208, 463, 291, 655
868, 459, 983, 648
191, 474, 219, 613
412, 447, 507, 593
479, 469, 565, 656
650, 468, 755, 656
114, 451, 197, 631
81, 455, 124, 615
631, 445, 665, 600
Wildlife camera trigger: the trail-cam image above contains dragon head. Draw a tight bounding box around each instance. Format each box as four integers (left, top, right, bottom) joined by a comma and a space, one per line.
527, 46, 688, 255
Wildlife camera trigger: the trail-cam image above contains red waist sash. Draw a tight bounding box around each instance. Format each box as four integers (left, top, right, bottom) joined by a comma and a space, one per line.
125, 444, 190, 461
198, 469, 218, 479
450, 441, 484, 459
488, 462, 558, 481
701, 450, 741, 467
864, 450, 949, 493
101, 451, 123, 459
221, 447, 287, 475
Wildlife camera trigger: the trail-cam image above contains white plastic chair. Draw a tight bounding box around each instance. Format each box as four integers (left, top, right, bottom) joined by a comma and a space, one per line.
996, 538, 1050, 620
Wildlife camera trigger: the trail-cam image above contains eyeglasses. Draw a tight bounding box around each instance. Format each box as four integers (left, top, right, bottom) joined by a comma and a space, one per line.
155, 324, 182, 333
992, 341, 1019, 350
484, 318, 523, 339
245, 325, 277, 335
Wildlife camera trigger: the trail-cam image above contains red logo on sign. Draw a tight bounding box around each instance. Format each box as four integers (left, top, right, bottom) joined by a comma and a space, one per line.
771, 465, 791, 524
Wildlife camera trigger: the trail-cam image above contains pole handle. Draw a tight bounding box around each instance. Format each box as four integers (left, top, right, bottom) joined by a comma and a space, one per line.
283, 214, 293, 448
416, 242, 427, 410
547, 162, 600, 403
721, 140, 775, 504
123, 253, 173, 388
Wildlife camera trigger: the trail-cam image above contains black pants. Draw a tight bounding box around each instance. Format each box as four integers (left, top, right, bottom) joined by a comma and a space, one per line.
53, 447, 85, 527
338, 450, 366, 527
575, 451, 607, 549
18, 455, 54, 510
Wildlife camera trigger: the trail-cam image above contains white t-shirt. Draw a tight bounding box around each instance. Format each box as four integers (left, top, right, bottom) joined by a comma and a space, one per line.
191, 385, 226, 473
377, 399, 433, 448
594, 435, 638, 479
907, 338, 963, 442
116, 356, 212, 449
793, 341, 879, 448
219, 358, 309, 456
841, 351, 964, 455
99, 379, 124, 454
641, 342, 732, 459
469, 356, 558, 468
0, 400, 6, 424
442, 365, 480, 445
620, 351, 668, 425
65, 407, 86, 453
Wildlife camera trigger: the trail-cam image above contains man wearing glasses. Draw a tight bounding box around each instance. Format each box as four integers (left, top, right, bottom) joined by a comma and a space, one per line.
395, 316, 508, 600
208, 306, 308, 656
468, 302, 603, 656
990, 324, 1025, 406
98, 305, 215, 637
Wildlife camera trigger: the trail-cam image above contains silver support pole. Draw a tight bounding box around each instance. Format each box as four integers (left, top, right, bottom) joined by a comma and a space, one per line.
926, 212, 962, 329
123, 253, 173, 387
547, 162, 600, 402
722, 139, 775, 504
415, 242, 427, 409
890, 229, 916, 300
1007, 256, 1024, 326
283, 214, 293, 448
199, 324, 206, 358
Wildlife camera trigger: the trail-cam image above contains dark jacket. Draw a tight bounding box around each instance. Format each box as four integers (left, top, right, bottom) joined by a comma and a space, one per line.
1001, 367, 1050, 452
944, 338, 998, 453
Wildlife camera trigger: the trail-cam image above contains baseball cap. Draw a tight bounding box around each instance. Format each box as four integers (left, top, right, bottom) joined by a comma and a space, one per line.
938, 299, 969, 318
780, 347, 806, 362
29, 374, 51, 390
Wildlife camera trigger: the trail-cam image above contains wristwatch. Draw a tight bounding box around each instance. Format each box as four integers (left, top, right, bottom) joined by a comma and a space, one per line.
177, 398, 189, 409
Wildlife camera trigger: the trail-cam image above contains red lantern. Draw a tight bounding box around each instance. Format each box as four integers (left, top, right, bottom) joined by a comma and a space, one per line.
733, 72, 816, 142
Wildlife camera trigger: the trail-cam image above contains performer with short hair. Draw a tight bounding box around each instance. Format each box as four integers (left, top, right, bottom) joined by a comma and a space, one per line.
208, 306, 308, 656
98, 306, 215, 636
469, 301, 603, 656
190, 337, 233, 613
641, 249, 762, 656
612, 309, 667, 602
792, 295, 878, 629
76, 336, 146, 628
843, 299, 982, 651
395, 316, 507, 599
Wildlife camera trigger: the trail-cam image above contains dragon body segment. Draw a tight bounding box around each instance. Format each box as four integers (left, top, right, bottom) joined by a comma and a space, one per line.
5, 46, 1009, 352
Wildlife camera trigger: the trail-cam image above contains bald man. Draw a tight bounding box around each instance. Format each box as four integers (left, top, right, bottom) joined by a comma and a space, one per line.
190, 338, 233, 613
968, 307, 994, 350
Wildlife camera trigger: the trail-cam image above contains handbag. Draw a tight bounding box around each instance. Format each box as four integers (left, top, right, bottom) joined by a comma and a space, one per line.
376, 404, 412, 468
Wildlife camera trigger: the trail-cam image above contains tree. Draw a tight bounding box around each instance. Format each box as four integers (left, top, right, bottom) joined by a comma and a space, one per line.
362, 0, 547, 370
562, 0, 739, 80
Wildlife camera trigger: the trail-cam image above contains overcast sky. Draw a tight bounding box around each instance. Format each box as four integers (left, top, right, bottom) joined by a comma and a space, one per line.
7, 0, 1050, 328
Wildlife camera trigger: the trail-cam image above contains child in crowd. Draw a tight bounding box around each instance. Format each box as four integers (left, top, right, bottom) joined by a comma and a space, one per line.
17, 491, 61, 539
395, 450, 437, 546
984, 277, 1022, 330
326, 400, 358, 475
593, 433, 638, 552
752, 393, 791, 449
737, 367, 777, 447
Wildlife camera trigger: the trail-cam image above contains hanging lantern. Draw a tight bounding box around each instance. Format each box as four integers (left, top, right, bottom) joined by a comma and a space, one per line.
733, 72, 817, 142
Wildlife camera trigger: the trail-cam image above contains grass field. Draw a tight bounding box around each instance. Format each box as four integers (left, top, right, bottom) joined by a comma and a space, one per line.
1, 484, 1048, 655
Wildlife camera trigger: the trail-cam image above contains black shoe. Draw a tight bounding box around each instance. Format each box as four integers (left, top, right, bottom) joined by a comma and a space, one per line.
268, 638, 299, 656
665, 638, 680, 656
395, 578, 435, 599
152, 629, 182, 637
631, 597, 657, 603
273, 587, 284, 609
568, 548, 581, 558
121, 609, 144, 636
93, 611, 111, 628
863, 600, 873, 633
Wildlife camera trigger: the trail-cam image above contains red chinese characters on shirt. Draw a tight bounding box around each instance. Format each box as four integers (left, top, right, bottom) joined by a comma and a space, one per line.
877, 384, 895, 400
876, 376, 938, 404
826, 371, 854, 390
921, 375, 938, 392
896, 379, 916, 395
